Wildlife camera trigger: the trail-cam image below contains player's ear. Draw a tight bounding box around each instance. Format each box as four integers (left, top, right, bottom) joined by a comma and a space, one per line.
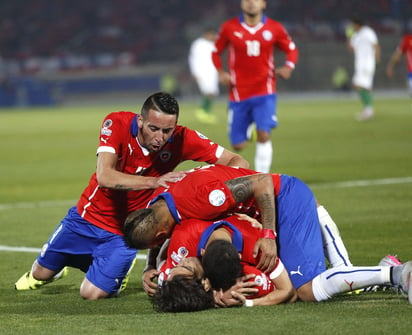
153, 230, 169, 246
238, 252, 242, 260
137, 114, 144, 128
202, 278, 211, 292
200, 248, 206, 256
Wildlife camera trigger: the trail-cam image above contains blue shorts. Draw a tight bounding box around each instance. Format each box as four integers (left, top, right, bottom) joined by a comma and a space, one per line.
228, 94, 277, 146
407, 72, 412, 89
37, 206, 137, 294
277, 175, 326, 289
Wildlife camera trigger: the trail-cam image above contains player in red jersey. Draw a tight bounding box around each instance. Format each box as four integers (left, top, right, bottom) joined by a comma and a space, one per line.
386, 30, 412, 96
14, 92, 249, 300
151, 215, 296, 312
212, 0, 298, 173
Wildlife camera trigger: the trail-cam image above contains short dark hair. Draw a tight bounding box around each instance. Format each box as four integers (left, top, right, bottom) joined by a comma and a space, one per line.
351, 15, 363, 26
141, 91, 179, 118
123, 208, 156, 249
202, 239, 242, 291
153, 275, 214, 313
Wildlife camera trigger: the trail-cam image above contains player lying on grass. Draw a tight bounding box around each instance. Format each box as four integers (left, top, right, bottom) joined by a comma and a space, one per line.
152, 214, 297, 312
136, 213, 406, 312
124, 164, 412, 304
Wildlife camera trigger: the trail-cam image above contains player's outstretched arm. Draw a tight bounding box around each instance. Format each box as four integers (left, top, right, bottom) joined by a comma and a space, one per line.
96, 152, 186, 190
225, 174, 277, 273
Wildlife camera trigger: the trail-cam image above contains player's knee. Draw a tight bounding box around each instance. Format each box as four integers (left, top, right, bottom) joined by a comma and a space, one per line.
232, 142, 247, 151
32, 262, 56, 281
80, 278, 110, 300
256, 130, 271, 142
296, 281, 317, 302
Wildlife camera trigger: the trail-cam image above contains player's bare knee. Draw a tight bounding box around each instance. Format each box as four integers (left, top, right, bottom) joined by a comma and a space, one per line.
232, 141, 248, 151
32, 262, 56, 281
256, 131, 271, 143
297, 282, 317, 302
80, 278, 110, 300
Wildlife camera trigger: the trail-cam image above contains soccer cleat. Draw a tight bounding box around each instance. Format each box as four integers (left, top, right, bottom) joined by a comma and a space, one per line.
14, 267, 68, 290
349, 255, 402, 294
398, 261, 412, 304
379, 254, 402, 267
355, 107, 374, 121
119, 255, 138, 293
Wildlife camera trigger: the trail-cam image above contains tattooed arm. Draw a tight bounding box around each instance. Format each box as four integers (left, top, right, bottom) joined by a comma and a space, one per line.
225, 174, 277, 273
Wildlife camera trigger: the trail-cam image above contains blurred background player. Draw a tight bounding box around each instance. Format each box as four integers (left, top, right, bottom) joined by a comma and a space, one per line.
346, 16, 380, 121
188, 28, 219, 124
386, 28, 412, 97
212, 0, 298, 173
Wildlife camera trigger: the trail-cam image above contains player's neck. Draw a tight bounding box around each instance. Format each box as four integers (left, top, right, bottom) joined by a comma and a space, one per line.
244, 13, 262, 26
205, 228, 232, 248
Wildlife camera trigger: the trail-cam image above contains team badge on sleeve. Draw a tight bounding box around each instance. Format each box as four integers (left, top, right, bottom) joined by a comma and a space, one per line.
195, 130, 208, 139
101, 119, 113, 136
208, 189, 226, 207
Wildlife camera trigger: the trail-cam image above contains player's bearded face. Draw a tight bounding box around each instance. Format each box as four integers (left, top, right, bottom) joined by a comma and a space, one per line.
138, 110, 177, 152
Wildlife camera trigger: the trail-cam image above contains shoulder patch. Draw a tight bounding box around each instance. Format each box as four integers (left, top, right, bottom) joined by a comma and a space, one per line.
208, 189, 226, 207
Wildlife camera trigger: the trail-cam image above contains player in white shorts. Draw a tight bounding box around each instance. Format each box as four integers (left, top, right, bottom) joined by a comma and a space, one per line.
347, 16, 380, 121
188, 28, 219, 124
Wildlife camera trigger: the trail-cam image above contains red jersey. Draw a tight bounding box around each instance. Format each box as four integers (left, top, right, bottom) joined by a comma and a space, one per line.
212, 14, 298, 101
157, 215, 282, 298
151, 164, 281, 222
77, 111, 224, 235
399, 34, 412, 72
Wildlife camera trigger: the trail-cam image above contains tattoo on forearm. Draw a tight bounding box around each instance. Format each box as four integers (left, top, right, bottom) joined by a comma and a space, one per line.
114, 184, 133, 191
256, 193, 275, 229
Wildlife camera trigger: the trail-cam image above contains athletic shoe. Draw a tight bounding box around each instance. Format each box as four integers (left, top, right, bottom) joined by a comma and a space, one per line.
378, 254, 402, 267
349, 255, 402, 294
15, 267, 68, 290
355, 107, 374, 121
398, 261, 412, 304
118, 255, 138, 294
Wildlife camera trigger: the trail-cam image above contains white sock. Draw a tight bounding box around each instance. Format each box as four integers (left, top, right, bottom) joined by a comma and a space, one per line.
254, 141, 272, 173
317, 206, 352, 267
312, 266, 391, 301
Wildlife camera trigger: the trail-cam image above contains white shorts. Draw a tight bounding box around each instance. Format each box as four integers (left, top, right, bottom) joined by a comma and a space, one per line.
352, 64, 375, 90
196, 71, 219, 96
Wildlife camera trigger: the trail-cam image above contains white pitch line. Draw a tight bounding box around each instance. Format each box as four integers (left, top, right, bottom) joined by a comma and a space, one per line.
0, 199, 76, 210
0, 244, 147, 258
2, 176, 411, 211
309, 176, 412, 189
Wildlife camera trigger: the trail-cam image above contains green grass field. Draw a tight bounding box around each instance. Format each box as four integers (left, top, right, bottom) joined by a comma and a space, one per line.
1, 95, 411, 334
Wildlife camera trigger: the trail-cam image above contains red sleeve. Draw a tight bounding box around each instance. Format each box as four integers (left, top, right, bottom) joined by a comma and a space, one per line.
177, 127, 222, 164
400, 35, 409, 53
212, 21, 230, 71
273, 21, 299, 68
97, 111, 130, 154
242, 263, 274, 299
97, 112, 136, 155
